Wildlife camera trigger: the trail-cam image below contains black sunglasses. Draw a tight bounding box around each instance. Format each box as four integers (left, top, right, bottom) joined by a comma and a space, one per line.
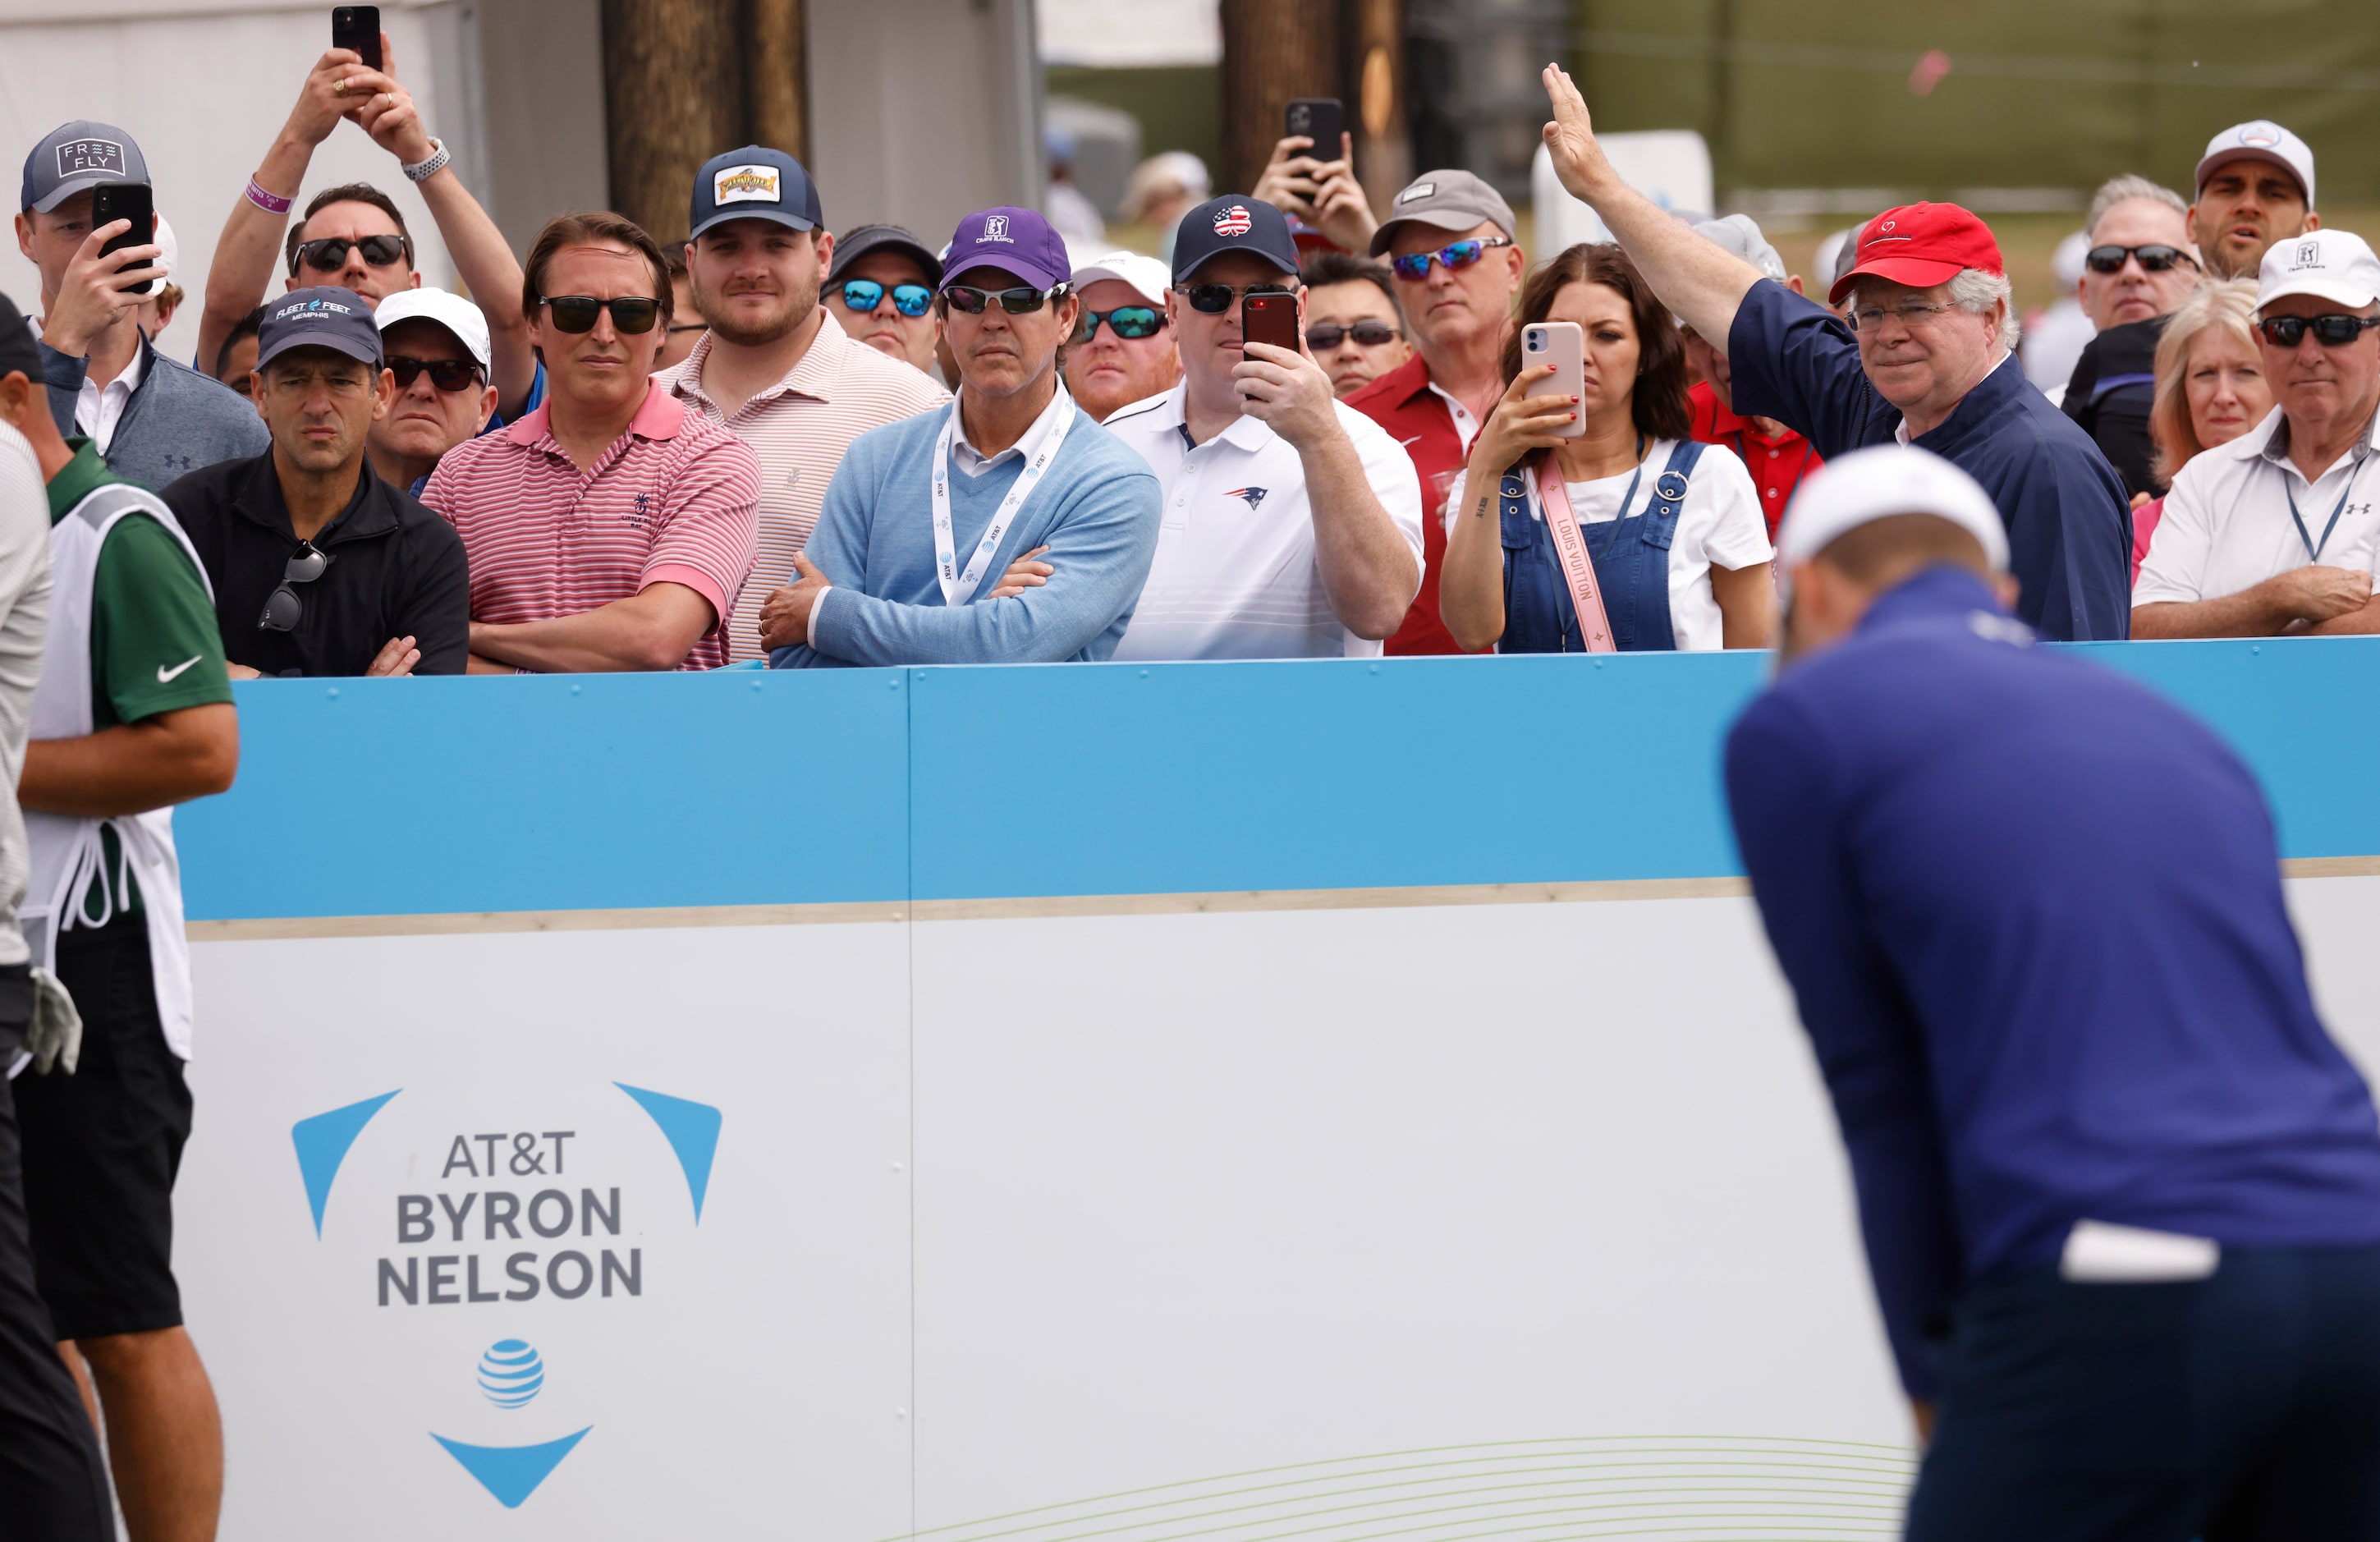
1306, 319, 1401, 350
1074, 305, 1164, 341
2084, 243, 2199, 275
1176, 282, 1295, 314
386, 355, 485, 392
291, 234, 410, 274
840, 279, 933, 317
259, 542, 329, 633
2257, 313, 2380, 348
541, 295, 661, 334
941, 282, 1067, 315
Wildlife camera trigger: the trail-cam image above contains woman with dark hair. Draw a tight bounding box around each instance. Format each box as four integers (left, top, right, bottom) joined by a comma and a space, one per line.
1438, 243, 1774, 652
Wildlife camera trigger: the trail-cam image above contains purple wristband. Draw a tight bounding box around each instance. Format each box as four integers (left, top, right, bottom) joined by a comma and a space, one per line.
245, 178, 293, 215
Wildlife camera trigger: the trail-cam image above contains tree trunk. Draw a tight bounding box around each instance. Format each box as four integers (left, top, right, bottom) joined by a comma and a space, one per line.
745, 0, 809, 165
1346, 0, 1409, 211
1218, 0, 1339, 197
602, 0, 808, 244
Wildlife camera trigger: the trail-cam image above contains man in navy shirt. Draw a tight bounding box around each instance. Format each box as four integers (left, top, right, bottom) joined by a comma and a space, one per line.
1727, 443, 2380, 1540
1534, 66, 2131, 640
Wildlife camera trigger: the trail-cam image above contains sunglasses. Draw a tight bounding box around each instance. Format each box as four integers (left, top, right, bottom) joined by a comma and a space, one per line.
940, 283, 1067, 314
291, 234, 410, 273
1306, 319, 1401, 349
1175, 282, 1295, 314
2257, 313, 2380, 348
1389, 236, 1513, 281
541, 295, 661, 334
386, 355, 485, 392
259, 541, 329, 633
839, 279, 933, 317
1074, 305, 1164, 341
2084, 243, 2199, 275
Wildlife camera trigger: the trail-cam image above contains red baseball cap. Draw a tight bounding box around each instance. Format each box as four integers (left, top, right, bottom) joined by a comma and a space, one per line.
1827, 202, 2003, 306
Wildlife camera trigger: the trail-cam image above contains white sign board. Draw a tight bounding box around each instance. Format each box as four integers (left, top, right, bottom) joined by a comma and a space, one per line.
1531, 131, 1714, 258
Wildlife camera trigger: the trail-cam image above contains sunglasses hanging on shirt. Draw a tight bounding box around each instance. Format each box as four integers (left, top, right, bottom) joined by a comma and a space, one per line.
540, 295, 662, 334
839, 279, 933, 317
259, 541, 330, 633
291, 234, 410, 274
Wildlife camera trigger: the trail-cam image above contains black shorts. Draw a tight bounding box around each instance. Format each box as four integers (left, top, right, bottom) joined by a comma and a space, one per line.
16, 911, 193, 1342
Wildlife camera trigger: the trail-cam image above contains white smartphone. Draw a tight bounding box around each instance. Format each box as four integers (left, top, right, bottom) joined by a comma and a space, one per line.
1523, 322, 1585, 439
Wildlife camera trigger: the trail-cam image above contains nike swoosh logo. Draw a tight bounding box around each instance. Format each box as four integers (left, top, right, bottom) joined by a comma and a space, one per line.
157, 656, 202, 683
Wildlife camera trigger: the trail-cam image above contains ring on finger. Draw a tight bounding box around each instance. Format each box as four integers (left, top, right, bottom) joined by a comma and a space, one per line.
333, 76, 347, 96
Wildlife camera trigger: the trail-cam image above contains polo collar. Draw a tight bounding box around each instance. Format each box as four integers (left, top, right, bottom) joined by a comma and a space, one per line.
2255, 402, 2380, 480
230, 447, 391, 544
1149, 381, 1273, 452
1373, 351, 1435, 407
1899, 351, 2024, 450
952, 378, 1075, 467
673, 306, 848, 412
503, 378, 683, 450
44, 438, 117, 523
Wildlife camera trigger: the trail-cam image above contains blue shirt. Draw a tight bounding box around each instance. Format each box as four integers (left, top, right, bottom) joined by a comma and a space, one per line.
771, 397, 1162, 668
1725, 566, 2380, 1398
1727, 282, 2133, 641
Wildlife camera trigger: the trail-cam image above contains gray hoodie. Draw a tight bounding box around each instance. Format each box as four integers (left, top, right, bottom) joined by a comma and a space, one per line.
42, 332, 268, 493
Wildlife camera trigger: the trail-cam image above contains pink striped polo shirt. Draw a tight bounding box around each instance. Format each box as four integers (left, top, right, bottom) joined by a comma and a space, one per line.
423, 380, 760, 670
657, 309, 948, 662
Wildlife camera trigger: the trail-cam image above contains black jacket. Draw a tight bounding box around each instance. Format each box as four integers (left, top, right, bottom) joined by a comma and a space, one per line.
2062, 314, 2167, 500
163, 450, 470, 677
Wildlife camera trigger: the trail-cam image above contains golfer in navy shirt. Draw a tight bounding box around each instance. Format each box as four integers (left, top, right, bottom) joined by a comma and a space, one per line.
1533, 64, 2132, 640
1726, 443, 2380, 1540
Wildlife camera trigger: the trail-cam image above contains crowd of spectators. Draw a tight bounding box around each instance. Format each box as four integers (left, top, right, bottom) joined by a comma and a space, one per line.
3, 31, 2380, 1539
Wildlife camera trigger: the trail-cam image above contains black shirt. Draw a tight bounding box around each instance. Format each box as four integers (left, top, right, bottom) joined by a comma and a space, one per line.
163, 450, 470, 677
2061, 314, 2167, 500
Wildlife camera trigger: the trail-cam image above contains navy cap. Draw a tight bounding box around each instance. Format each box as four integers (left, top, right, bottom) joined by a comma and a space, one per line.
941, 206, 1071, 292
255, 287, 383, 371
828, 223, 941, 286
0, 293, 39, 383
689, 147, 822, 242
21, 121, 149, 215
1170, 195, 1300, 284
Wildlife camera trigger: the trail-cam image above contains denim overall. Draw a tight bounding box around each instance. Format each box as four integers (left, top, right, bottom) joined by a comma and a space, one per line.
1497, 438, 1705, 653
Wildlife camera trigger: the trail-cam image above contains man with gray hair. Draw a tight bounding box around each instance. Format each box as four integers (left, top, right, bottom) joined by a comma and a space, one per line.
1534, 64, 2130, 638
2061, 176, 2204, 497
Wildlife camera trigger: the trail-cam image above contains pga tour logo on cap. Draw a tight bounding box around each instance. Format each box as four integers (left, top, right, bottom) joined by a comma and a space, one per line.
984, 214, 1012, 243
2293, 240, 2323, 268
1213, 204, 1253, 236
713, 165, 781, 206
2238, 122, 2285, 149
55, 138, 125, 178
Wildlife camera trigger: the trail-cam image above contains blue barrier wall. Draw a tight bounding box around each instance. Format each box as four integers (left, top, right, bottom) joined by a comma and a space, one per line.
175, 640, 2380, 920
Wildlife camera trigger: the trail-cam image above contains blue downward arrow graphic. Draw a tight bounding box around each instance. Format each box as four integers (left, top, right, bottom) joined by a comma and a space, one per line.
433, 1427, 591, 1508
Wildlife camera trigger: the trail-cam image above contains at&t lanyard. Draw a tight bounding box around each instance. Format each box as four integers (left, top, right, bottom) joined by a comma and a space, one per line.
931, 388, 1075, 607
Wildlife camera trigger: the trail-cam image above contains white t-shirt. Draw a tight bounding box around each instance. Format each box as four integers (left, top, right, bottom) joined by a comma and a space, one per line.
0, 425, 52, 966
1442, 439, 1772, 652
2135, 406, 2380, 608
1103, 383, 1426, 660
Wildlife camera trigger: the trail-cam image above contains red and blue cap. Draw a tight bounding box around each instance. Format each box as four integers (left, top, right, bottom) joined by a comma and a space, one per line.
1171, 195, 1300, 284
942, 206, 1071, 293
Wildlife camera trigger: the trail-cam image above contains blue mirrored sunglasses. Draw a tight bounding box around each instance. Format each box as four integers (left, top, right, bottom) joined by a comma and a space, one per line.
838, 279, 933, 318
1388, 236, 1513, 282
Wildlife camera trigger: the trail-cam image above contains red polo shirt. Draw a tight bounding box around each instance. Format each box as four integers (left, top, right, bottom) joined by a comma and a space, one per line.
1690, 382, 1820, 541
1345, 354, 1474, 654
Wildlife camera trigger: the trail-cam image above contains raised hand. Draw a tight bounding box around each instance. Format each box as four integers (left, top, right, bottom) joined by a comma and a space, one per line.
1540, 62, 1616, 204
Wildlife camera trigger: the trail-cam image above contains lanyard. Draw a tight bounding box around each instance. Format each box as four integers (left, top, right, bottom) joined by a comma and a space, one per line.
2285, 452, 2369, 565
930, 389, 1075, 608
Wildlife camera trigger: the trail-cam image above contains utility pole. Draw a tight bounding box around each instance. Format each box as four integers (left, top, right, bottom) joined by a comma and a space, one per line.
602, 0, 809, 245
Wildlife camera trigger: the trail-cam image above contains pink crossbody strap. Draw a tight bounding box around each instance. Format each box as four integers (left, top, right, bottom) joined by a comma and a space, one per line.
1534, 465, 1617, 654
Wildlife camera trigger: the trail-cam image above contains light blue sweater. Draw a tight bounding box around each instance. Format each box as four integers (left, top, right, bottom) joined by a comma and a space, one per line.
770, 397, 1161, 668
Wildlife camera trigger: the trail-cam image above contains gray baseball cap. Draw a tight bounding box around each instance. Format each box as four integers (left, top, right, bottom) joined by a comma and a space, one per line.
256, 287, 383, 371
21, 121, 149, 214
1369, 170, 1518, 256
1694, 214, 1787, 284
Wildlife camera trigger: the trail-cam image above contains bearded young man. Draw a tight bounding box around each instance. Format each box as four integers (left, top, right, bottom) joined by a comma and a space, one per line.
655, 148, 947, 662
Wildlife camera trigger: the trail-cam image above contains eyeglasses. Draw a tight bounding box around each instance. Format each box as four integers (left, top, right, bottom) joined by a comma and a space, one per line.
1306, 319, 1401, 350
540, 295, 661, 334
1388, 237, 1512, 281
291, 234, 410, 273
1074, 305, 1164, 341
1847, 301, 1960, 332
2085, 244, 2199, 275
385, 355, 485, 392
2257, 313, 2380, 348
940, 283, 1067, 314
1175, 282, 1295, 314
839, 279, 933, 317
259, 541, 329, 632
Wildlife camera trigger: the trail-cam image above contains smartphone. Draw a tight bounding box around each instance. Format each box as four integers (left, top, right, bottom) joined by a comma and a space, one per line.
89, 182, 156, 296
1524, 322, 1585, 438
332, 6, 383, 70
1242, 292, 1300, 355
1285, 98, 1346, 161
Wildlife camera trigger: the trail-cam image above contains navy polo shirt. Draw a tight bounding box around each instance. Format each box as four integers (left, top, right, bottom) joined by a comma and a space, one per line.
1726, 566, 2380, 1398
1727, 282, 2134, 640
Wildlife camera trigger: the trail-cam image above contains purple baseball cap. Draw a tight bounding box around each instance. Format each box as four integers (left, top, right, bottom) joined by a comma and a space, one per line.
941, 206, 1071, 293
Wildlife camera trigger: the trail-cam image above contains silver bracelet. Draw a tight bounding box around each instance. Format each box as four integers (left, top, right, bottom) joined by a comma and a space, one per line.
401, 138, 451, 184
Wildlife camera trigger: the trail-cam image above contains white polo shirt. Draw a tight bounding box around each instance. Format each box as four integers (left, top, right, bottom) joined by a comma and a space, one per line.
1103, 383, 1426, 660
2135, 406, 2380, 608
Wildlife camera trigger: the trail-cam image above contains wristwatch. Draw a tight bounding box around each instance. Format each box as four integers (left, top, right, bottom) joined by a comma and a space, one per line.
402, 138, 451, 184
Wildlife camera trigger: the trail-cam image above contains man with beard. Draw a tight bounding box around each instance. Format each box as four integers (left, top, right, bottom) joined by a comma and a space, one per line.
656, 149, 948, 662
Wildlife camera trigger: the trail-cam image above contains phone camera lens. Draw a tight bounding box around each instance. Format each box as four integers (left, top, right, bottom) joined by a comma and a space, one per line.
1526, 334, 1544, 351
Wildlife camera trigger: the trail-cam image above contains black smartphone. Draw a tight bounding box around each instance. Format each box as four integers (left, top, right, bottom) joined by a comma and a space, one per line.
89, 182, 155, 296
1285, 98, 1346, 161
332, 6, 383, 70
1242, 291, 1300, 355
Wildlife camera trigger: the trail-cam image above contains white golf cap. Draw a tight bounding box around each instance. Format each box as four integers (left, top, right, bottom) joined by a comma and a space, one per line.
1775, 445, 2007, 607
1693, 214, 1786, 284
151, 215, 177, 283
1069, 249, 1172, 308
2256, 228, 2380, 312
2195, 120, 2315, 206
371, 287, 493, 370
